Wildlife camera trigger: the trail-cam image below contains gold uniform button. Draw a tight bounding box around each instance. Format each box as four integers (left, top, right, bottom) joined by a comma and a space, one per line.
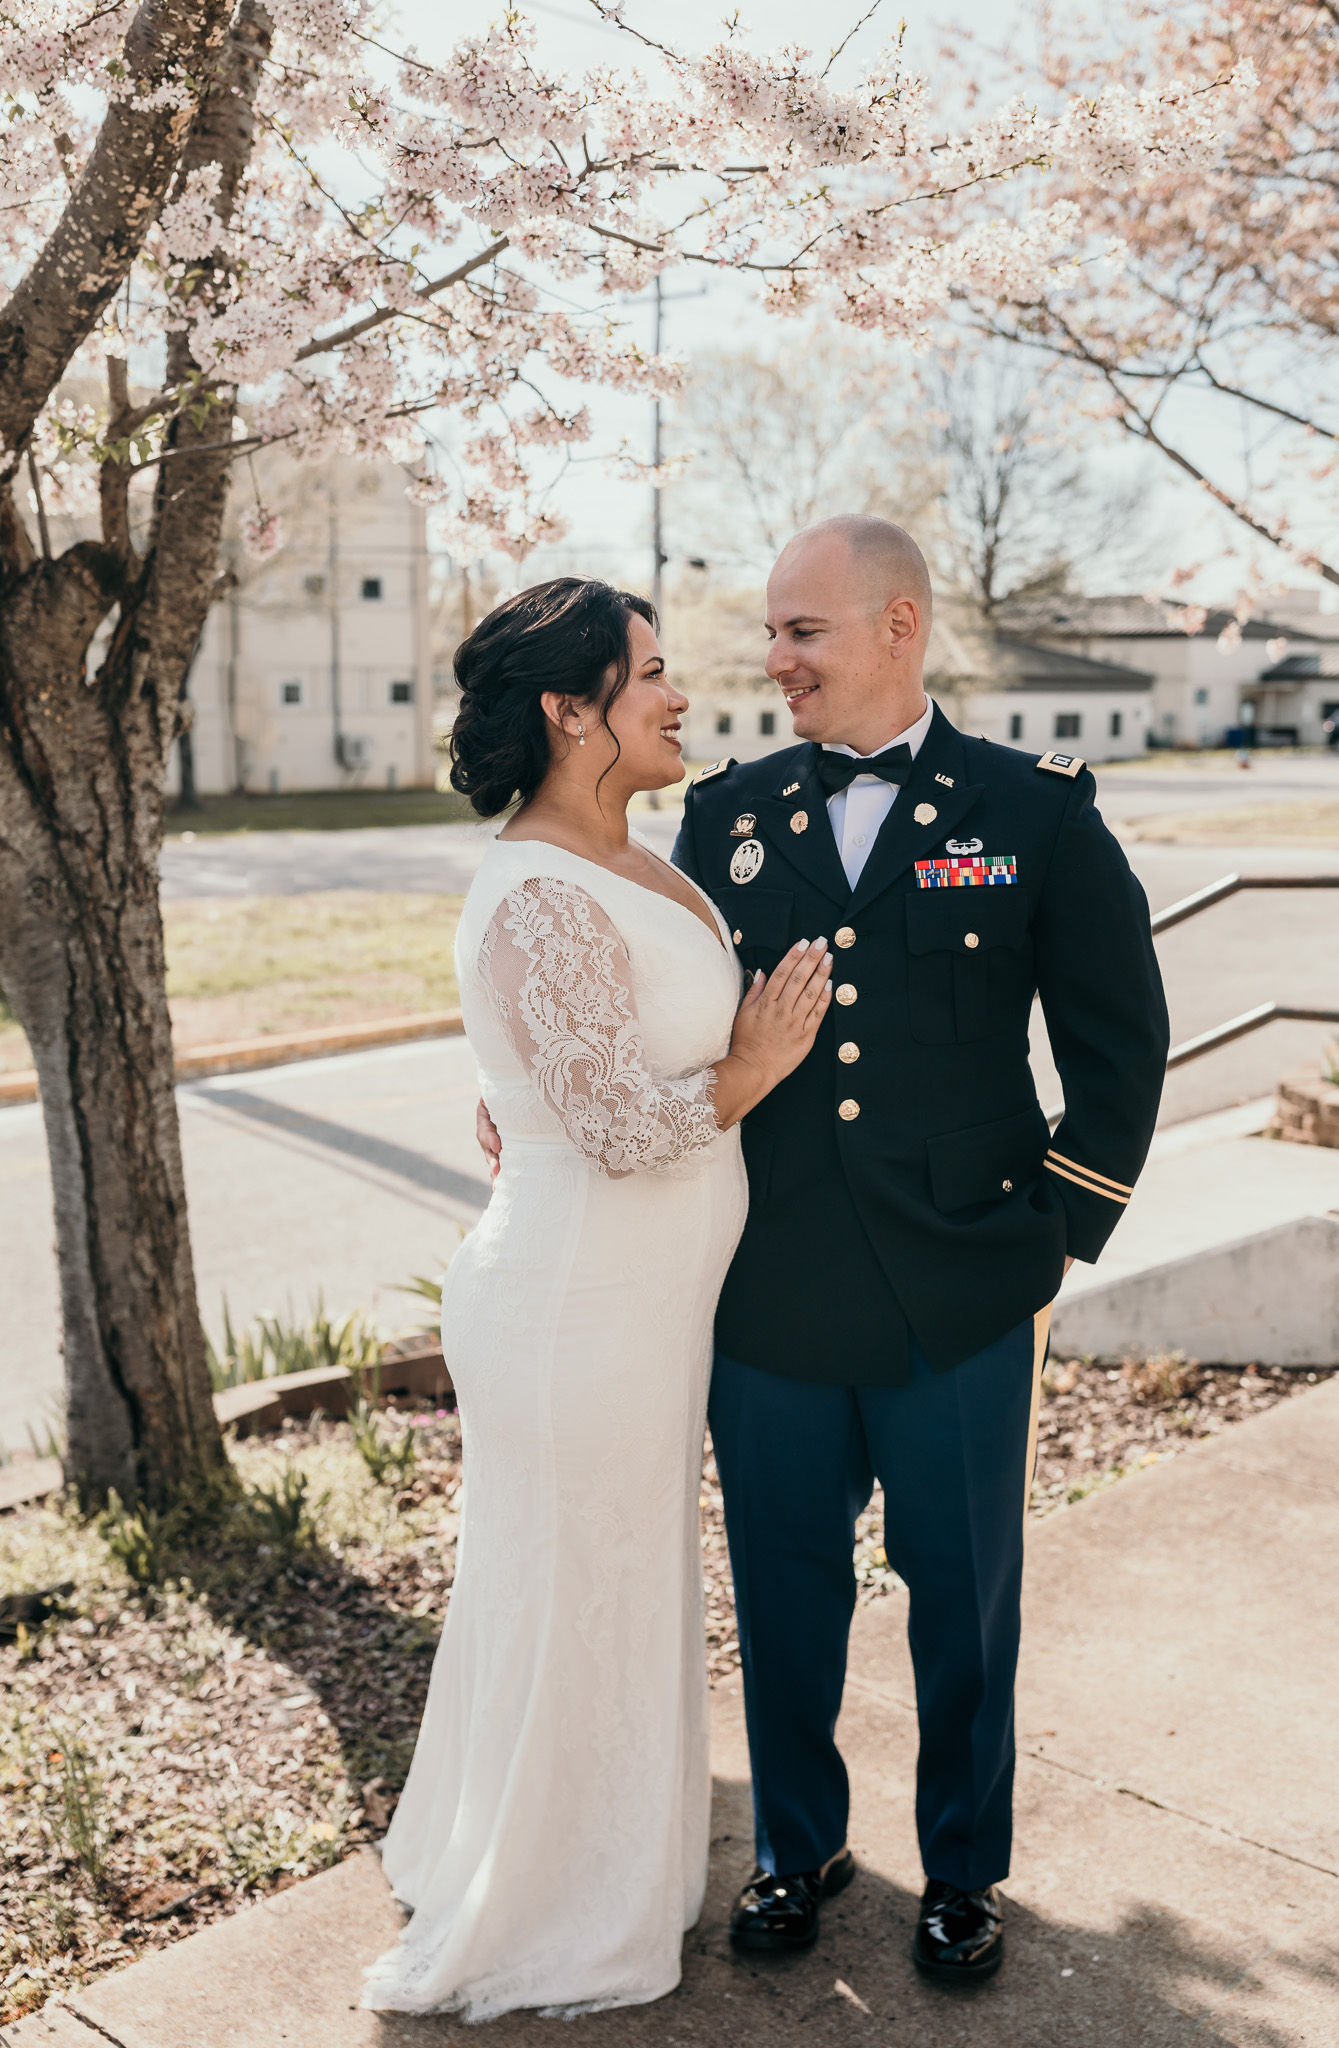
835, 983, 857, 1006
838, 1041, 860, 1064
732, 929, 742, 945
1002, 1177, 1013, 1192
838, 1098, 860, 1121
834, 926, 856, 949
964, 931, 980, 950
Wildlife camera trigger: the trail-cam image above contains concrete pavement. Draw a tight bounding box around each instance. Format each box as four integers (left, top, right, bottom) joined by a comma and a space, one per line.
12, 1374, 1338, 2047
0, 1038, 489, 1455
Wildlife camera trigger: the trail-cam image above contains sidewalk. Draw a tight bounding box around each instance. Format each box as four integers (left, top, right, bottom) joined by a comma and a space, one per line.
10, 1383, 1339, 2048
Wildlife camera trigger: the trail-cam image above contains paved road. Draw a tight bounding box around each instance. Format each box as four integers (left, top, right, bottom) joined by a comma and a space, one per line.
157, 756, 1339, 898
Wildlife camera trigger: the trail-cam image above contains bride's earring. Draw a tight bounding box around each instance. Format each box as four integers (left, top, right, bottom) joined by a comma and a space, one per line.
576, 723, 586, 747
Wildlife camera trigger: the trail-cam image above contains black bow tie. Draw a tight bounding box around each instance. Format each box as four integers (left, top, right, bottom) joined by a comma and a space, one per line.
812, 744, 914, 797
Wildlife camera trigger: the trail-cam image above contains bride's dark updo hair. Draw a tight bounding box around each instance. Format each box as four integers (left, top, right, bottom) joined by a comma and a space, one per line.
448, 577, 658, 817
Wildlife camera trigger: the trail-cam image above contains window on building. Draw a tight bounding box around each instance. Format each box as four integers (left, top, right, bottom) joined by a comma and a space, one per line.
1008, 713, 1024, 741
1110, 711, 1123, 738
716, 711, 733, 735
1054, 712, 1082, 740
389, 679, 413, 705
361, 576, 383, 600
280, 680, 302, 706
303, 574, 325, 597
1194, 686, 1209, 705
759, 709, 776, 736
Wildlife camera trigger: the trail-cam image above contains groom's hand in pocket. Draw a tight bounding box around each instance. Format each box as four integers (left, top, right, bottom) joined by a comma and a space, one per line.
476, 1098, 502, 1179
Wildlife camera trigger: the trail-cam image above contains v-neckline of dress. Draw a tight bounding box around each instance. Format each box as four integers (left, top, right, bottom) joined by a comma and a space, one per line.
491, 831, 729, 954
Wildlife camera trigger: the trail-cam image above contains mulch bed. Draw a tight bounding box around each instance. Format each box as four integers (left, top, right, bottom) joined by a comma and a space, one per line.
2, 1356, 1332, 2021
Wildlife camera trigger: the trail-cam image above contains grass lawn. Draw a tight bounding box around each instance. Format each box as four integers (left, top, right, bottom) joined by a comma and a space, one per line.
1120, 797, 1339, 844
164, 786, 476, 836
0, 892, 465, 1074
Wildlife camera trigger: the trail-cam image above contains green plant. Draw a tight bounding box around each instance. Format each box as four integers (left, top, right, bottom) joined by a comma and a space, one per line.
350, 1393, 417, 1491
246, 1466, 328, 1549
98, 1490, 175, 1586
206, 1296, 382, 1392
49, 1735, 111, 1891
1323, 1040, 1339, 1086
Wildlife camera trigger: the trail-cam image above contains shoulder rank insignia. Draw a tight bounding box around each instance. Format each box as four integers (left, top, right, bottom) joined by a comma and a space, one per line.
692, 758, 734, 785
1036, 751, 1086, 778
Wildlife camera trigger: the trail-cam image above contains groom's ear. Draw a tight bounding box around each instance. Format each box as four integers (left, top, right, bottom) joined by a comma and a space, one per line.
882, 596, 921, 655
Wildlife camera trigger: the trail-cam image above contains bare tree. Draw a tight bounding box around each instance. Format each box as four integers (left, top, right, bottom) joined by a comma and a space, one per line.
922, 353, 1162, 613
667, 334, 940, 574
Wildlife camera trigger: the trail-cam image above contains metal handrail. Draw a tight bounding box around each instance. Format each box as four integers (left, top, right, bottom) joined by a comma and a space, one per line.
1166, 1002, 1339, 1070
1150, 871, 1339, 935
1044, 873, 1339, 1123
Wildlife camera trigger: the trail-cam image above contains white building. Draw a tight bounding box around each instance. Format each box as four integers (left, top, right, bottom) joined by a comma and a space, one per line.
175, 458, 434, 796
997, 593, 1332, 749
668, 583, 1152, 766
926, 602, 1152, 763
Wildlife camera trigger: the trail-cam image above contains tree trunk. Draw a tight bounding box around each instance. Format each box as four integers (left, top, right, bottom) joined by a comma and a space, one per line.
0, 0, 272, 1505
0, 538, 223, 1504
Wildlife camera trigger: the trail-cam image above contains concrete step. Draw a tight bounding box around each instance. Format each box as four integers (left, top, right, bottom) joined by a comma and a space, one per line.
1053, 1101, 1339, 1364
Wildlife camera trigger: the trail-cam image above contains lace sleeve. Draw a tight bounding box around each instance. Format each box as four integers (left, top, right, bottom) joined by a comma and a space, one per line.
479, 877, 723, 1177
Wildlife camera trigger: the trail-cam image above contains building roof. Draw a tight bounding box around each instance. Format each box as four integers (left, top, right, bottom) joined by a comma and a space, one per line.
927, 601, 1153, 693
1259, 650, 1339, 681
996, 594, 1325, 644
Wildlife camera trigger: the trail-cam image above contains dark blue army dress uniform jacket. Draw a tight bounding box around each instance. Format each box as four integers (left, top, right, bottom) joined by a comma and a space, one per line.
671, 705, 1170, 1386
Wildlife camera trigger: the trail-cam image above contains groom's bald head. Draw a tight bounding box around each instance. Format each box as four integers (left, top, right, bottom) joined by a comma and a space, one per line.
765, 515, 933, 754
783, 515, 934, 629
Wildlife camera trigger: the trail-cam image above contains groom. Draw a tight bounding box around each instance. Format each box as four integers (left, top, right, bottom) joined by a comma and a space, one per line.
671, 516, 1168, 1982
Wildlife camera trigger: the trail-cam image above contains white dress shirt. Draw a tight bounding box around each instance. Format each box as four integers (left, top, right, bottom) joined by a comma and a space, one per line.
823, 698, 935, 888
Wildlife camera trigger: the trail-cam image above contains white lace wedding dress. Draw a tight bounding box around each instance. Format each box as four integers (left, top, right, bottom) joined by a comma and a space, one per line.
362, 832, 747, 2020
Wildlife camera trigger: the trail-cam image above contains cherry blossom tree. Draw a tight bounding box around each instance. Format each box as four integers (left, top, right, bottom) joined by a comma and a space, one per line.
976, 0, 1334, 600
0, 0, 1244, 1504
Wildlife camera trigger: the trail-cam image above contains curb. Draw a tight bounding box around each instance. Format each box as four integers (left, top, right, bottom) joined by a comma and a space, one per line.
0, 1009, 466, 1108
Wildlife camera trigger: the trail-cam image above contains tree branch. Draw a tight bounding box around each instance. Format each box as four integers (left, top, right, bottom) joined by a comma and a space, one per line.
292, 237, 510, 361
0, 0, 234, 481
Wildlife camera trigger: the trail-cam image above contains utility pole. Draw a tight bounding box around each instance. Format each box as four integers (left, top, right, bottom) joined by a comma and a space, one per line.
652, 273, 666, 619
328, 492, 344, 773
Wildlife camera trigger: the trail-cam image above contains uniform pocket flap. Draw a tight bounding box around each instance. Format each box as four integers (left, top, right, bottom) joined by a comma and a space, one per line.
925, 1106, 1049, 1213
722, 887, 792, 949
906, 888, 1028, 956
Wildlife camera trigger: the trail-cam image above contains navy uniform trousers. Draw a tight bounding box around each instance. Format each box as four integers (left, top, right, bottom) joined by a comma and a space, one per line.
708, 1310, 1048, 1894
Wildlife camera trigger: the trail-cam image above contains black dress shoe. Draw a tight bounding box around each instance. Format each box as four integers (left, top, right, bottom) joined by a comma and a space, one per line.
729, 1849, 856, 1953
912, 1878, 1004, 1982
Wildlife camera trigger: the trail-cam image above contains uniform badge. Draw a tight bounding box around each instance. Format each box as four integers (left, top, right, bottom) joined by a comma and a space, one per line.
790, 810, 809, 834
729, 838, 765, 885
913, 802, 938, 827
782, 781, 802, 796
945, 837, 983, 855
935, 773, 954, 788
730, 813, 756, 838
1036, 751, 1085, 779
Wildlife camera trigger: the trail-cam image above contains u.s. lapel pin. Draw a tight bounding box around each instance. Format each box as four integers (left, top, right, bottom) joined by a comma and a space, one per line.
913, 802, 938, 827
790, 810, 809, 834
782, 781, 802, 797
730, 813, 756, 838
935, 773, 954, 788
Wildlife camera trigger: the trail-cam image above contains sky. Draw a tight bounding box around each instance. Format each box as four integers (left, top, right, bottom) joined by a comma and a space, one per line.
384, 2, 1325, 613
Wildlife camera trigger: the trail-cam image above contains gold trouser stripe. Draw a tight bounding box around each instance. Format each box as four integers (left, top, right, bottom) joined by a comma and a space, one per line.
1046, 1148, 1133, 1196
1024, 1302, 1054, 1538
1044, 1158, 1130, 1206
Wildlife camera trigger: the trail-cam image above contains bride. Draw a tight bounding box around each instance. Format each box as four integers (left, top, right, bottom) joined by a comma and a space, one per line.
362, 577, 832, 2019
